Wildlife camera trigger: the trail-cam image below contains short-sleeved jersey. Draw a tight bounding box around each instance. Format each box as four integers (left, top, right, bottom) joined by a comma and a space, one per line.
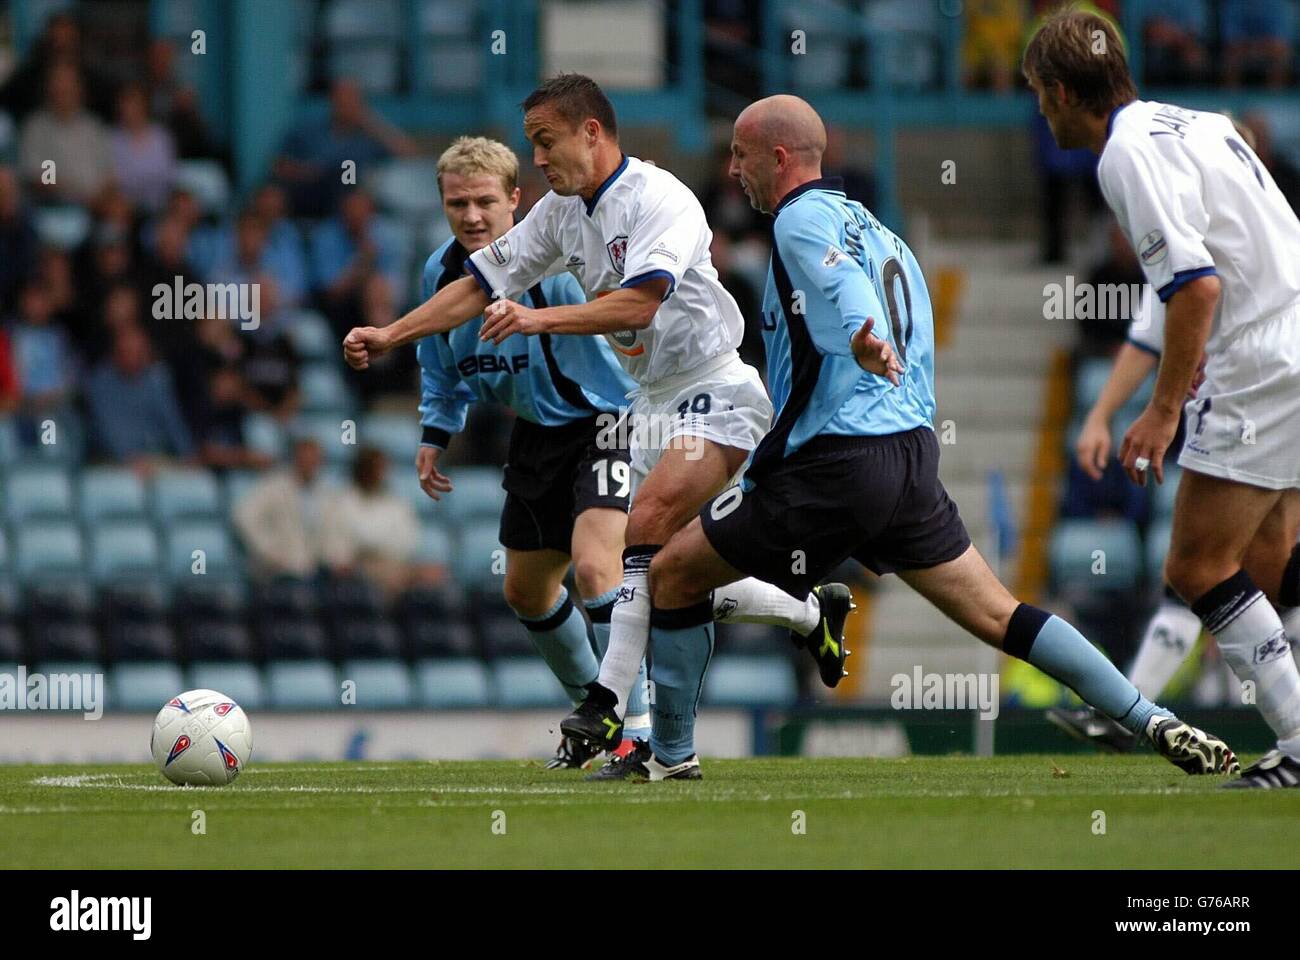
1125, 284, 1165, 356
464, 155, 744, 385
1099, 100, 1300, 356
746, 178, 935, 482
416, 239, 635, 447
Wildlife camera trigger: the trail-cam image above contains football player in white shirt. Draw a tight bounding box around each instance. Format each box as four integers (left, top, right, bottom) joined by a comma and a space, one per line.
1026, 9, 1300, 787
1050, 285, 1300, 752
343, 75, 855, 781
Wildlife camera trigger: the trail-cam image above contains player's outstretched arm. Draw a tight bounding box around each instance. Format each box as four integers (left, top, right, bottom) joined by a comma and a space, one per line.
478, 280, 666, 344
343, 275, 490, 369
1077, 342, 1158, 480
1119, 275, 1219, 484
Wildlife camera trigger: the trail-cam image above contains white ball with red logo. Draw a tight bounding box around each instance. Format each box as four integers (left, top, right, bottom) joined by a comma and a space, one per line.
151, 689, 253, 786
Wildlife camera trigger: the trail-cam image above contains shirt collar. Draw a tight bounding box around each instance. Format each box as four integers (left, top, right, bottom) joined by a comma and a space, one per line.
1106, 101, 1135, 142
585, 154, 629, 216
774, 176, 845, 216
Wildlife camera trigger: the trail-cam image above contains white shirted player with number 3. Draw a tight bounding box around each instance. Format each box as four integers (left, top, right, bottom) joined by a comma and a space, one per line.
1026, 7, 1300, 788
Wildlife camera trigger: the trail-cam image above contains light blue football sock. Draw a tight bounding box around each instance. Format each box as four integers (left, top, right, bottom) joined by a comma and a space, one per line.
1004, 604, 1168, 734
647, 600, 715, 766
518, 588, 598, 705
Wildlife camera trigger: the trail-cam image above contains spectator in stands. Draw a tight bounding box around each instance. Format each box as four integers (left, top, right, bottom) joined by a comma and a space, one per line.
111, 83, 176, 214
1075, 221, 1145, 357
19, 61, 114, 205
710, 232, 764, 377
703, 0, 762, 106
208, 209, 303, 317
70, 227, 140, 362
233, 436, 348, 580
328, 446, 418, 599
272, 78, 417, 218
145, 37, 225, 163
85, 320, 194, 469
1221, 0, 1292, 88
823, 126, 877, 210
310, 189, 402, 338
0, 167, 38, 316
348, 271, 417, 403
192, 362, 273, 472
9, 280, 77, 440
1243, 111, 1300, 214
1032, 111, 1101, 264
38, 248, 77, 325
963, 0, 1027, 93
250, 183, 308, 297
1141, 0, 1209, 85
0, 327, 18, 414
0, 11, 114, 123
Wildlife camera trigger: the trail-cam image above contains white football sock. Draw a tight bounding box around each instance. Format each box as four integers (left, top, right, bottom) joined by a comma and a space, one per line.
595, 565, 652, 713
712, 577, 820, 635
1127, 600, 1202, 699
1199, 583, 1300, 744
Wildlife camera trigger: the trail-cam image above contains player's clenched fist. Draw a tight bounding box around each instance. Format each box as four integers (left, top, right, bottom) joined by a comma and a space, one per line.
850, 317, 904, 386
343, 326, 390, 370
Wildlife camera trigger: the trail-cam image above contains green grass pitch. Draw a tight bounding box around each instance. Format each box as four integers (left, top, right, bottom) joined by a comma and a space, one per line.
2, 756, 1295, 869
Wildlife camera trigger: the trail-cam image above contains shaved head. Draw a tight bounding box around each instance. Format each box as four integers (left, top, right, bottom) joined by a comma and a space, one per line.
730, 95, 827, 214
735, 95, 826, 161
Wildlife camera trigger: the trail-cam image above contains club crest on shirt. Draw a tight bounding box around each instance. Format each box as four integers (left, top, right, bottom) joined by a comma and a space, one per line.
606, 235, 628, 275
1138, 230, 1167, 266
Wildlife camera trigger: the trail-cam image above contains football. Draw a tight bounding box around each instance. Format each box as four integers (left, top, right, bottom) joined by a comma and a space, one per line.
150, 689, 254, 786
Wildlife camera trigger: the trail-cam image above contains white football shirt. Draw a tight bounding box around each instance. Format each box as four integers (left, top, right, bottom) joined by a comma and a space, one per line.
1126, 285, 1165, 355
1099, 100, 1300, 357
465, 155, 744, 385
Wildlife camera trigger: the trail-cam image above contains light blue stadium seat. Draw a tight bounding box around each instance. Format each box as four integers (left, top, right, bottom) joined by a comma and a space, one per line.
267, 660, 339, 709
89, 522, 161, 583
703, 654, 798, 707
299, 362, 354, 414
4, 463, 72, 524
415, 520, 456, 567
78, 467, 147, 523
491, 657, 570, 708
452, 520, 502, 587
1146, 518, 1173, 582
448, 466, 507, 522
110, 662, 186, 711
1050, 519, 1143, 592
370, 158, 443, 219
244, 412, 287, 459
174, 159, 231, 215
165, 521, 240, 581
188, 662, 267, 710
0, 417, 18, 468
15, 522, 83, 583
1074, 357, 1114, 413
341, 659, 414, 708
293, 413, 356, 464
223, 470, 263, 513
420, 0, 475, 34
1153, 464, 1181, 519
416, 659, 491, 708
326, 0, 400, 36
330, 48, 398, 93
359, 413, 422, 465
285, 310, 337, 361
152, 468, 222, 521
33, 205, 91, 250
30, 661, 104, 711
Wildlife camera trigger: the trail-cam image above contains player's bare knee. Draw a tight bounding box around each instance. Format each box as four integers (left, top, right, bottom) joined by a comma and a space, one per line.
571, 554, 617, 601
502, 575, 554, 619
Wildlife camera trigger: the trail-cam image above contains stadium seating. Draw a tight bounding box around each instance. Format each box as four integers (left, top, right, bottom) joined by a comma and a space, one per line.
111, 662, 186, 711
266, 659, 340, 709
188, 661, 267, 710
703, 655, 800, 707
491, 657, 571, 709
415, 658, 491, 708
5, 464, 73, 525
341, 659, 414, 708
1049, 518, 1144, 593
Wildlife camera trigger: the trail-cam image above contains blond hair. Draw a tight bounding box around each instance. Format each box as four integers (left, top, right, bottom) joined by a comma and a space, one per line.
436, 136, 519, 194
